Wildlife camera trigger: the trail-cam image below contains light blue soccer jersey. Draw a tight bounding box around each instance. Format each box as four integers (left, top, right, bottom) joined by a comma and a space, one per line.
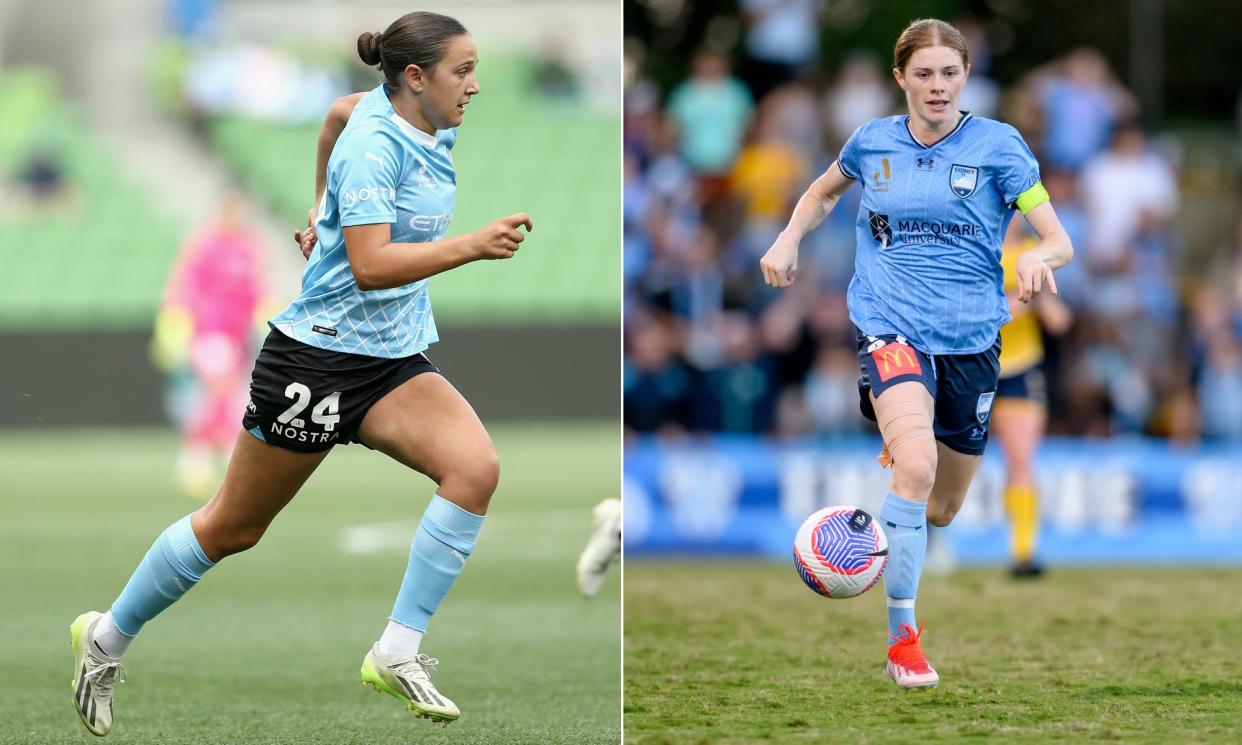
271, 85, 458, 358
836, 113, 1041, 355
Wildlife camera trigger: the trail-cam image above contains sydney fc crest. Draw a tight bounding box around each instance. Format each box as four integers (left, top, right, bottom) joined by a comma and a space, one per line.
950, 164, 978, 198
976, 391, 995, 423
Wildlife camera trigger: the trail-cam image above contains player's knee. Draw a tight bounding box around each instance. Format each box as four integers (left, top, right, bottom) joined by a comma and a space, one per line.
892, 449, 937, 498
442, 445, 500, 508
196, 518, 266, 559
927, 503, 960, 527
216, 524, 267, 557
468, 447, 500, 499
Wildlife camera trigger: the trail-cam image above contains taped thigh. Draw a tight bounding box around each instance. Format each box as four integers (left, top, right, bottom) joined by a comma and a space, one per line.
874, 387, 935, 459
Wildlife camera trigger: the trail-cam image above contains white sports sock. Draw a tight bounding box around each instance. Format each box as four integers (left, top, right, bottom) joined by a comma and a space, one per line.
377, 619, 424, 655
91, 611, 132, 659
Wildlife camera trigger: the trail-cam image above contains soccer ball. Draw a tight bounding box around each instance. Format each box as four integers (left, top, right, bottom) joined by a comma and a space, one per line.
793, 506, 888, 599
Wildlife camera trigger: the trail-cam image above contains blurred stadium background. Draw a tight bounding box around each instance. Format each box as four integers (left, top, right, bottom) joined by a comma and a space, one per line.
0, 1, 620, 743
623, 0, 1242, 565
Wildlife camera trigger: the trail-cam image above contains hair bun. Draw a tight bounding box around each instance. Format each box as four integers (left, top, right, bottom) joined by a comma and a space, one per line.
356, 31, 382, 66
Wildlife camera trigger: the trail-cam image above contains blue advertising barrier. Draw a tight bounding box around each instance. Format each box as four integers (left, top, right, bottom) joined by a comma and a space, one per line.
623, 436, 1242, 564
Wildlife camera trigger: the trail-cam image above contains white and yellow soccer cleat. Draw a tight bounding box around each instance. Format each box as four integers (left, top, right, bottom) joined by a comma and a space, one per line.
69, 611, 127, 736
576, 498, 622, 598
360, 644, 460, 723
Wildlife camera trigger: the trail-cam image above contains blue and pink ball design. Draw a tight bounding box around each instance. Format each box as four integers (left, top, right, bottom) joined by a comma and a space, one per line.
793, 506, 888, 599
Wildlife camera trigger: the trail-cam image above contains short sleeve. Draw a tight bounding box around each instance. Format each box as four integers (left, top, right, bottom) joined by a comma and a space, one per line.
836, 122, 866, 181
333, 126, 402, 227
994, 124, 1042, 207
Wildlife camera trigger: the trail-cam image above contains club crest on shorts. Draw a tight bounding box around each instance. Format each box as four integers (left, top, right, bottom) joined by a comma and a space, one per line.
976, 391, 996, 423
950, 164, 978, 198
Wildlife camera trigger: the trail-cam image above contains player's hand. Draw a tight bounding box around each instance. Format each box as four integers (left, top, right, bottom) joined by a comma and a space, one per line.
1015, 252, 1057, 303
473, 213, 533, 259
760, 236, 799, 288
294, 207, 318, 259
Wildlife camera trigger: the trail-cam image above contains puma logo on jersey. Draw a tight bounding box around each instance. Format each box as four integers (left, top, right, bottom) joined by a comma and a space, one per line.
365, 151, 386, 167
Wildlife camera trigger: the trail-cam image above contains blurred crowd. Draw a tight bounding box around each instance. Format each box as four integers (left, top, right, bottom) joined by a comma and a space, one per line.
624, 10, 1242, 444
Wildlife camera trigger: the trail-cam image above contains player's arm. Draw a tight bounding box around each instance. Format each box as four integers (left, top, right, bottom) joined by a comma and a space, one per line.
314, 93, 366, 206
296, 92, 367, 257
759, 161, 855, 288
343, 214, 534, 290
1014, 196, 1074, 303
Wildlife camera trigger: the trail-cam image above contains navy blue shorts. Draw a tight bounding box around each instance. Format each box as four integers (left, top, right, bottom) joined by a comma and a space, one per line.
996, 365, 1046, 404
856, 329, 1001, 456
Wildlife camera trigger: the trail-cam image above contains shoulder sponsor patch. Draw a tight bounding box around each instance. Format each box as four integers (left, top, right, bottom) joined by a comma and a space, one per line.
870, 342, 922, 382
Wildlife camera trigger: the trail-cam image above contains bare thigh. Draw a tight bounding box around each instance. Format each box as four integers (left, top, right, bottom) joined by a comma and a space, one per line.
192, 431, 329, 561
356, 372, 498, 515
926, 442, 981, 527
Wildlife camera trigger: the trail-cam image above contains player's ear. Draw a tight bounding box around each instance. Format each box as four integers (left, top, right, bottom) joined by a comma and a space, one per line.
404, 64, 425, 93
892, 66, 906, 90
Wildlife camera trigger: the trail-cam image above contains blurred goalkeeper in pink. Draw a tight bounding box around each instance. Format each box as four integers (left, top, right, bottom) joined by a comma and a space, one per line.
154, 193, 269, 497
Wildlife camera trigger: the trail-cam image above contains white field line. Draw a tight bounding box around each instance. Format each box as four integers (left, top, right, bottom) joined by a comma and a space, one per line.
339, 509, 591, 559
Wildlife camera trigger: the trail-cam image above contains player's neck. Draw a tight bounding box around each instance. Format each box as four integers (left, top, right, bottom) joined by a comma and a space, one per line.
387, 87, 437, 137
907, 110, 962, 147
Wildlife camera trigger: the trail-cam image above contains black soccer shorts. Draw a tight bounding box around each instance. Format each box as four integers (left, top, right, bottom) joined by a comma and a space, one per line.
241, 329, 439, 453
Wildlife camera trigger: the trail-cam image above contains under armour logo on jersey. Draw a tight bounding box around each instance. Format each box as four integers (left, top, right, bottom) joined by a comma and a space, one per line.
364, 151, 386, 167
916, 156, 935, 171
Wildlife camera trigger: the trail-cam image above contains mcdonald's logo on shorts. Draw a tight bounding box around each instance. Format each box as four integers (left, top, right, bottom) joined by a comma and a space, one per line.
870, 342, 922, 382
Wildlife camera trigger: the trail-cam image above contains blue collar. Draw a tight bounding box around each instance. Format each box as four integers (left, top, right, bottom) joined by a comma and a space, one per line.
904, 111, 972, 149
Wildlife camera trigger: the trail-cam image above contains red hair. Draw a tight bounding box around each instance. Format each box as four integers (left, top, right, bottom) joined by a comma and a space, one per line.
893, 18, 969, 73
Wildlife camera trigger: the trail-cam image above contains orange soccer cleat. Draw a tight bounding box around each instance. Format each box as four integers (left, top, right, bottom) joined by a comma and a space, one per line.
886, 623, 939, 689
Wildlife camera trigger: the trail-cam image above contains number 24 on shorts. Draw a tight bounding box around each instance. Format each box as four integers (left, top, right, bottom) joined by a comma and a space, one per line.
278, 382, 341, 432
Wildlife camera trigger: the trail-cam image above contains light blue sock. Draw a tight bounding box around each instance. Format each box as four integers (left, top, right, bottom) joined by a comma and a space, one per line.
390, 495, 485, 632
879, 491, 927, 645
110, 514, 216, 637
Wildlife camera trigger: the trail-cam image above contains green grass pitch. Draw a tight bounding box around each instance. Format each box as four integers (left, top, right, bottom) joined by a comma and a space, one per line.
625, 561, 1242, 744
0, 424, 620, 745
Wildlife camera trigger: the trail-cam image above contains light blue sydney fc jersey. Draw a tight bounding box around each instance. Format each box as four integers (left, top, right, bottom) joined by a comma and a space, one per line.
271, 85, 458, 358
837, 113, 1041, 355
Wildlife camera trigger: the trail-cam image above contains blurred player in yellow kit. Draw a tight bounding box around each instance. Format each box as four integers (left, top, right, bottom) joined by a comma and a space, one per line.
993, 220, 1072, 577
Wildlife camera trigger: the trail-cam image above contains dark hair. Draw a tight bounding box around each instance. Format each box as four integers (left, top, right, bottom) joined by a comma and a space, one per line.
893, 18, 969, 73
357, 12, 469, 88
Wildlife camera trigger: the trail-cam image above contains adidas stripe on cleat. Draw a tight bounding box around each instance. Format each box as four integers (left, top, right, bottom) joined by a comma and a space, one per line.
360, 643, 460, 723
69, 611, 127, 736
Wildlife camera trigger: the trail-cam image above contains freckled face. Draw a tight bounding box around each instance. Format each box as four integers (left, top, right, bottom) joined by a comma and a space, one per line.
894, 45, 969, 127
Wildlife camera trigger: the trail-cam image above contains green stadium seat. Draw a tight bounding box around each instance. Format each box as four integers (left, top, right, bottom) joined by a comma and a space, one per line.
0, 69, 186, 329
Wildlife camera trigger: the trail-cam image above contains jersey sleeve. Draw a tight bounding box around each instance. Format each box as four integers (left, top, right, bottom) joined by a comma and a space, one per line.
994, 124, 1043, 209
836, 122, 866, 181
333, 125, 402, 227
